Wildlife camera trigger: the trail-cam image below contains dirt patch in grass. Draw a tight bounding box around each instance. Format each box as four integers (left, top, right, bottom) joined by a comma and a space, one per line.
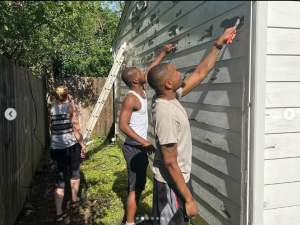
15, 137, 153, 225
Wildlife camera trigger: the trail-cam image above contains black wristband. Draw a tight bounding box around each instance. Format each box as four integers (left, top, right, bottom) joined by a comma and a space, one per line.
213, 41, 223, 50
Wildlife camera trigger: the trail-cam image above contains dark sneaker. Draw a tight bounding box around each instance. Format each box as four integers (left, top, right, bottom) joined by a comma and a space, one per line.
55, 212, 67, 222
71, 196, 84, 207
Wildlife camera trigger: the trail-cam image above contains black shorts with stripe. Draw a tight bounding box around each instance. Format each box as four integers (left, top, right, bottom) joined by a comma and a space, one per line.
122, 143, 149, 192
152, 178, 194, 225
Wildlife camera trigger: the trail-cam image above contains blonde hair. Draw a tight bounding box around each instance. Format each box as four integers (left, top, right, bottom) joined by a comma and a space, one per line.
51, 86, 68, 102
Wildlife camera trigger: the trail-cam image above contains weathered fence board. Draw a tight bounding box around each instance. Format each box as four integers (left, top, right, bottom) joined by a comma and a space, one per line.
0, 55, 47, 225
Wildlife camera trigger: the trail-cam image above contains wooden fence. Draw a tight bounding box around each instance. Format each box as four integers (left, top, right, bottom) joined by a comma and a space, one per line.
0, 55, 47, 225
48, 76, 114, 139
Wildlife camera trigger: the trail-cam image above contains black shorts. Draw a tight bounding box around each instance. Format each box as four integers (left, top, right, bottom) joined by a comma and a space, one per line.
50, 143, 82, 189
122, 143, 149, 192
152, 178, 194, 225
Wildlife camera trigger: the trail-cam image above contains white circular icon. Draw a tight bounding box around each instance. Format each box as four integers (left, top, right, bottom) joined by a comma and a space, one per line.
5, 108, 17, 121
283, 108, 296, 121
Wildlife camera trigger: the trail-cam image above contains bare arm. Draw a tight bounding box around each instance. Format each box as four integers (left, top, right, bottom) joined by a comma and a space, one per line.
68, 104, 86, 158
182, 26, 237, 97
161, 143, 198, 219
144, 44, 174, 84
119, 94, 155, 154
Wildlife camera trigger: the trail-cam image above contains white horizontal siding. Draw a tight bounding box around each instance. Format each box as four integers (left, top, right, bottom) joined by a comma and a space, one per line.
267, 1, 300, 28
264, 206, 300, 225
264, 158, 300, 184
265, 83, 300, 108
266, 56, 300, 81
264, 182, 300, 209
264, 2, 300, 224
265, 133, 300, 159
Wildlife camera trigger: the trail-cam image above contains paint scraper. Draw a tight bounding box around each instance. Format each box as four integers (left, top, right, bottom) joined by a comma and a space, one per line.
226, 15, 242, 44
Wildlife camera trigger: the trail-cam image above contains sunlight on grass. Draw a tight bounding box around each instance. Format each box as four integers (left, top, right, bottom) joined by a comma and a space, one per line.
80, 137, 153, 225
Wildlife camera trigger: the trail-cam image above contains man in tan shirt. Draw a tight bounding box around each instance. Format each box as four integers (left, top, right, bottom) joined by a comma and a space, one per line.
147, 26, 237, 225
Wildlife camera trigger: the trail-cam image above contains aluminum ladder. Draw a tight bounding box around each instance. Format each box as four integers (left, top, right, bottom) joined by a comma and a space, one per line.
83, 41, 127, 141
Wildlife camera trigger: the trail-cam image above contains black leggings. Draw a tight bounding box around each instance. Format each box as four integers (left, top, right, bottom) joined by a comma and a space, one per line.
50, 143, 81, 189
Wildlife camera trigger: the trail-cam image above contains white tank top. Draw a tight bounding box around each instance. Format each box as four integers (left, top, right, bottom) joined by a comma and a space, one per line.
125, 90, 148, 145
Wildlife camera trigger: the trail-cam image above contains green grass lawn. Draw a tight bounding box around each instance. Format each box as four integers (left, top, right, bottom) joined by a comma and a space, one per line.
80, 137, 153, 225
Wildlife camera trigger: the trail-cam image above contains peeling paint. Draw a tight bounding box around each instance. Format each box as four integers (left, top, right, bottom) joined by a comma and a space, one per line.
210, 77, 217, 81
136, 25, 141, 34
188, 42, 191, 44
187, 33, 190, 37
204, 138, 212, 143
131, 13, 140, 27
200, 24, 213, 41
179, 26, 183, 31
221, 209, 232, 218
183, 68, 196, 80
220, 204, 232, 218
150, 13, 157, 22
141, 57, 146, 64
147, 53, 153, 62
215, 68, 220, 73
142, 43, 146, 51
168, 25, 178, 37
156, 19, 160, 24
148, 36, 157, 46
220, 15, 244, 30
176, 9, 182, 17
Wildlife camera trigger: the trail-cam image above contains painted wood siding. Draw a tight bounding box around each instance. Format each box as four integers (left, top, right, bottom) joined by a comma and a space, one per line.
264, 2, 300, 225
113, 2, 251, 224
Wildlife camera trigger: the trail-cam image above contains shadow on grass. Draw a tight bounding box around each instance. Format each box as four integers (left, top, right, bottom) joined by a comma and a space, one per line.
112, 169, 153, 225
14, 151, 105, 225
85, 137, 112, 160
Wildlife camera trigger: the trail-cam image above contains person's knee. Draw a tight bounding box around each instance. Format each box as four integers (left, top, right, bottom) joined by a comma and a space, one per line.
70, 170, 80, 180
56, 180, 66, 189
56, 171, 66, 189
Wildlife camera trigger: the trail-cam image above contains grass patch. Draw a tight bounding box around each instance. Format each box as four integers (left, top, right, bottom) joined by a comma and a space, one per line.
80, 137, 153, 225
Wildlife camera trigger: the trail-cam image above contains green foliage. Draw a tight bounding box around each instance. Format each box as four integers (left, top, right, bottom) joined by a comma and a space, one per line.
81, 137, 153, 224
0, 1, 125, 78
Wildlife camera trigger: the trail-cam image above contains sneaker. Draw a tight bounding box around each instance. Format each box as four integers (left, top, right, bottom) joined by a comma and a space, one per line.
55, 212, 67, 222
71, 196, 84, 207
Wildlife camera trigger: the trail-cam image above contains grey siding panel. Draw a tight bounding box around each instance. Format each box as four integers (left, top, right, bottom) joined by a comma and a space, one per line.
264, 2, 300, 224
114, 1, 251, 224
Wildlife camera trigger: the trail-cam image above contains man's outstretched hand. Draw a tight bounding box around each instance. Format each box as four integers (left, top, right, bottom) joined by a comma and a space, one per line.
163, 44, 175, 53
218, 26, 237, 45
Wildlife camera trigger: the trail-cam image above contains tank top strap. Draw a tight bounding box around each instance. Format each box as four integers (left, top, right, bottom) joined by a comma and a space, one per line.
126, 90, 146, 102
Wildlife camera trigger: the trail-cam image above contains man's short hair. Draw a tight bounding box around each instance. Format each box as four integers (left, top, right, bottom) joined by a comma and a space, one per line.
122, 67, 138, 87
148, 63, 171, 91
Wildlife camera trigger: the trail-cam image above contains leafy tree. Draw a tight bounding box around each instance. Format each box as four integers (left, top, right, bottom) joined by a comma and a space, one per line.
0, 1, 124, 78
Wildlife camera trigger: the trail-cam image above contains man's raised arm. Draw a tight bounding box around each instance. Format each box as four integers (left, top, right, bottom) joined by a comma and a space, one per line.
182, 26, 237, 97
144, 44, 174, 84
